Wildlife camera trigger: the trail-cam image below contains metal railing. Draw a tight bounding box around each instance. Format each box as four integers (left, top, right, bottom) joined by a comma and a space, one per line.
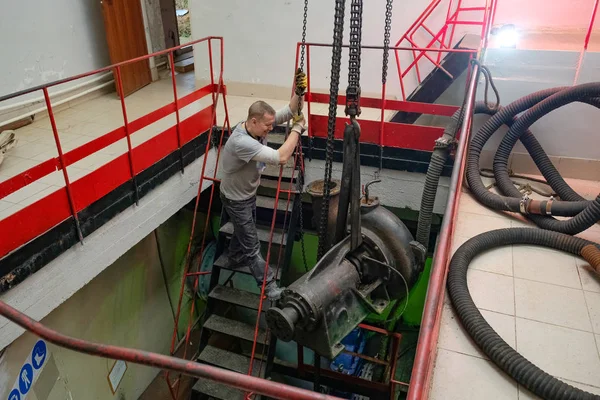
0, 36, 224, 264
394, 0, 496, 100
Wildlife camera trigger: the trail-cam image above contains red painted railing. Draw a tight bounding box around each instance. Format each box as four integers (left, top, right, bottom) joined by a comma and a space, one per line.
394, 0, 496, 100
299, 42, 473, 153
0, 36, 225, 261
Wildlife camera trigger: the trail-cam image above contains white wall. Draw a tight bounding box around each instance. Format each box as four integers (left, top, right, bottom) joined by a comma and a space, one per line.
0, 0, 110, 99
493, 0, 599, 31
0, 210, 199, 400
189, 0, 484, 100
480, 49, 600, 161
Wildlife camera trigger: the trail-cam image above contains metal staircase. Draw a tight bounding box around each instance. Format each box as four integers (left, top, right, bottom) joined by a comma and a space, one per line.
191, 131, 304, 399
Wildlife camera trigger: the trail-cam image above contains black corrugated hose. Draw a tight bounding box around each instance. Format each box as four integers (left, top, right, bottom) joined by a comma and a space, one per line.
446, 75, 600, 398
416, 61, 500, 250
465, 83, 600, 234
415, 103, 495, 248
447, 228, 600, 399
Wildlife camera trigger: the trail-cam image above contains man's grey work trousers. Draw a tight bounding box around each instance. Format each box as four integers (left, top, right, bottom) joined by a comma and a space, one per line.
221, 194, 275, 287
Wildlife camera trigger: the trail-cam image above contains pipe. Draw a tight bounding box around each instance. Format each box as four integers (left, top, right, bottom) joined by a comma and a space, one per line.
0, 81, 115, 129
0, 72, 113, 114
407, 63, 480, 400
447, 228, 600, 400
0, 299, 342, 400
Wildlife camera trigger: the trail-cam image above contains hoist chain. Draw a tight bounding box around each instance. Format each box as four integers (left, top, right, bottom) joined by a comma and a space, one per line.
317, 0, 346, 260
296, 0, 309, 272
345, 0, 363, 117
299, 0, 309, 72
382, 0, 393, 84
379, 0, 393, 172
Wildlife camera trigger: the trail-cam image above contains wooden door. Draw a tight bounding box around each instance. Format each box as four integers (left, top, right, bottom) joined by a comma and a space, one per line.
160, 0, 179, 49
101, 0, 153, 97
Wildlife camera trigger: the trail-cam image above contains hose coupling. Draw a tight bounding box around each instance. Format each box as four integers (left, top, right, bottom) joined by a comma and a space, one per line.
519, 195, 530, 215
434, 136, 456, 150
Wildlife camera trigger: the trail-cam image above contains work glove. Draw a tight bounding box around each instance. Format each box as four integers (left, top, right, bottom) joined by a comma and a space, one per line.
291, 113, 306, 135
295, 68, 308, 96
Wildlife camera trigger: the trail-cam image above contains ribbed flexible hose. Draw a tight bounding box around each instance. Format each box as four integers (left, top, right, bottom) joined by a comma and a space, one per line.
447, 228, 600, 400
416, 103, 495, 249
466, 85, 600, 234
492, 84, 600, 233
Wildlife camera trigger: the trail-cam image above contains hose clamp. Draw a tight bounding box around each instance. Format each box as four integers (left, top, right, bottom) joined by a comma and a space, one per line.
519, 195, 530, 215
434, 137, 456, 150
546, 196, 554, 216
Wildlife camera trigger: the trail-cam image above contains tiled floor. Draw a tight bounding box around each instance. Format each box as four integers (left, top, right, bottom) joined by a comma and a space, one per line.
431, 176, 600, 399
0, 69, 395, 222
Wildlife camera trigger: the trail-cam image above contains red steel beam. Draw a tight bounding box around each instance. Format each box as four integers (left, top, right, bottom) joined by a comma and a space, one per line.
0, 299, 342, 400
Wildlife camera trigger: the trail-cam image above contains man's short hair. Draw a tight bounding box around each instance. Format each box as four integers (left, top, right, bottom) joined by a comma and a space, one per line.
247, 101, 276, 121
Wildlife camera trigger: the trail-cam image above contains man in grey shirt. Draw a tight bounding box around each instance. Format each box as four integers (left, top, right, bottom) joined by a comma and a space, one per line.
218, 82, 306, 301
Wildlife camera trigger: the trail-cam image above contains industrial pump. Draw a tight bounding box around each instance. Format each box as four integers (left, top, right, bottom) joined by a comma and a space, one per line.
266, 189, 424, 359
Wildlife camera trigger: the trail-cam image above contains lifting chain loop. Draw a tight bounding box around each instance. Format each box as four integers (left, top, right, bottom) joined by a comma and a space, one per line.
345, 0, 363, 118
317, 0, 347, 260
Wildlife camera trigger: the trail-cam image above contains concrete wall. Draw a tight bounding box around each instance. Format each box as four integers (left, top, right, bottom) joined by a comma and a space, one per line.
189, 0, 483, 100
0, 0, 168, 126
0, 0, 110, 99
0, 210, 198, 400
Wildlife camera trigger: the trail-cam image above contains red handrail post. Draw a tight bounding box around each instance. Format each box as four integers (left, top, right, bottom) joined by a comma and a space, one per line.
584, 0, 600, 50
208, 39, 217, 126
169, 51, 185, 174
42, 88, 84, 244
306, 44, 312, 142
114, 66, 140, 206
394, 50, 407, 100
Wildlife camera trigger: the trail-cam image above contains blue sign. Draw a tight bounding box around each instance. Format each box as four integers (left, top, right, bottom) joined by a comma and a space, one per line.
31, 340, 47, 370
18, 364, 33, 395
8, 389, 20, 400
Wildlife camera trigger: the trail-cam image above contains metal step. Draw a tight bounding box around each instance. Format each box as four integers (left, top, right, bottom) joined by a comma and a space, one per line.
209, 285, 262, 310
203, 314, 269, 345
213, 254, 282, 280
259, 178, 299, 193
220, 221, 287, 245
192, 379, 245, 400
263, 163, 296, 179
198, 345, 262, 375
256, 194, 292, 212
